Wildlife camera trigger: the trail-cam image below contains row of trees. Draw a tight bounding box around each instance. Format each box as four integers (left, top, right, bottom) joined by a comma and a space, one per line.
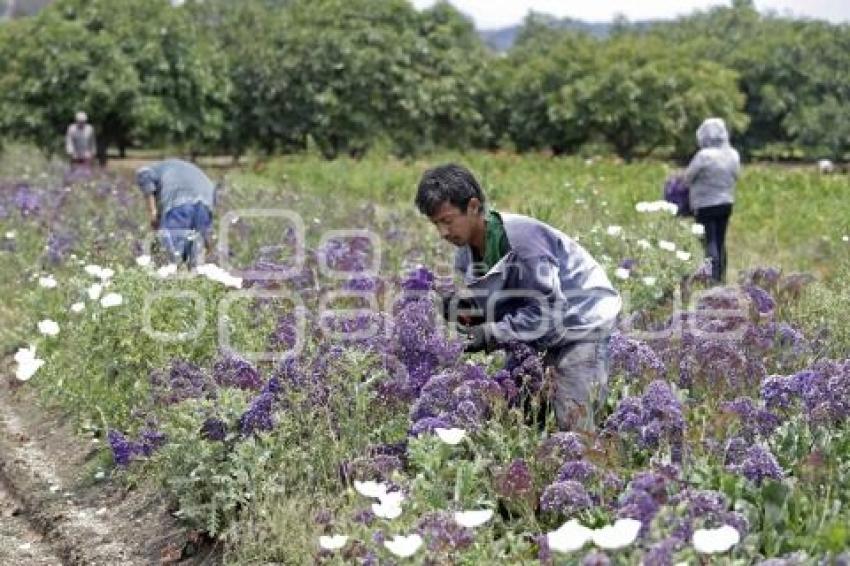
0, 0, 847, 161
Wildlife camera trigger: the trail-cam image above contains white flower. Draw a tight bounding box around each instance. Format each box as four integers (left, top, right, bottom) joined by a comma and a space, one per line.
16, 356, 45, 381
87, 283, 103, 300
372, 500, 403, 520
691, 223, 706, 236
84, 264, 100, 276
635, 200, 679, 214
98, 267, 115, 279
384, 534, 423, 558
100, 293, 123, 308
642, 276, 657, 286
38, 319, 60, 337
14, 345, 38, 365
5, 231, 15, 239
591, 518, 642, 550
379, 491, 405, 507
454, 509, 494, 528
606, 225, 623, 237
843, 235, 849, 242
70, 302, 85, 313
692, 525, 740, 554
38, 275, 57, 289
818, 159, 835, 174
435, 427, 466, 445
658, 240, 677, 252
157, 264, 178, 278
546, 519, 593, 553
354, 480, 389, 499
135, 255, 152, 267
614, 267, 630, 280
318, 534, 348, 551
676, 250, 692, 261
195, 263, 243, 288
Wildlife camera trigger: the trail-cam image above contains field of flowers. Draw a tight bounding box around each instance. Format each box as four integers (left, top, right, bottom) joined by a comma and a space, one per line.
2, 146, 850, 564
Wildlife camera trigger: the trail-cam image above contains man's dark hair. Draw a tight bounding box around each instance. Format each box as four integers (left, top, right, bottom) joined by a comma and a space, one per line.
415, 163, 486, 217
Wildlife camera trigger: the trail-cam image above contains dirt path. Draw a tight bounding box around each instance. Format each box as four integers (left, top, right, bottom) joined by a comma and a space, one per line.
0, 479, 61, 565
0, 379, 219, 565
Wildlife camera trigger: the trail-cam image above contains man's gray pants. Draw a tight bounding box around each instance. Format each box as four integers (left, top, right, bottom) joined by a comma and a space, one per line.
544, 337, 611, 432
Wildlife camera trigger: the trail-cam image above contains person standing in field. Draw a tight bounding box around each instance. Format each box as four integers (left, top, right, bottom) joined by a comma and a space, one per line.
136, 159, 216, 266
415, 164, 621, 433
65, 111, 96, 166
684, 117, 741, 283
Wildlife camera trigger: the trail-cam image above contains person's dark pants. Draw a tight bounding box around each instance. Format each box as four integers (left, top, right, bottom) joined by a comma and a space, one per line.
695, 203, 733, 283
159, 202, 213, 265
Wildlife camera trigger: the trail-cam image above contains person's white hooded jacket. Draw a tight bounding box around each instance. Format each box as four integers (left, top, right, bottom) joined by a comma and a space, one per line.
685, 118, 741, 211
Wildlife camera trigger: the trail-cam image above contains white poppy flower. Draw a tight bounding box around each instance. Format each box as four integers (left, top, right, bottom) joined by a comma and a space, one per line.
384, 534, 423, 558
658, 240, 677, 252
614, 268, 630, 280
454, 509, 494, 528
842, 235, 849, 242
70, 302, 85, 313
676, 251, 692, 261
642, 277, 657, 286
692, 224, 706, 236
636, 239, 652, 249
379, 491, 405, 507
157, 264, 178, 278
37, 319, 60, 337
87, 283, 104, 300
591, 518, 642, 550
135, 255, 152, 267
84, 264, 103, 277
5, 231, 15, 239
606, 225, 623, 237
318, 534, 348, 551
692, 525, 740, 554
546, 519, 593, 553
354, 480, 389, 499
14, 345, 38, 365
16, 357, 45, 381
372, 500, 403, 520
98, 267, 115, 279
196, 263, 243, 288
435, 427, 466, 445
100, 293, 123, 308
38, 275, 57, 289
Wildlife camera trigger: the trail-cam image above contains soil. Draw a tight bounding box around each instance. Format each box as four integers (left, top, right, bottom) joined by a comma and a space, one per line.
0, 377, 220, 565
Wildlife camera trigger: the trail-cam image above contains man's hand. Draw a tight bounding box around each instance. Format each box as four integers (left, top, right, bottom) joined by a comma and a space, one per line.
439, 292, 484, 327
460, 324, 494, 353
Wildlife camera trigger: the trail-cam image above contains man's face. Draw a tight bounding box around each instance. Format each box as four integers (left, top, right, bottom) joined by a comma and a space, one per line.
428, 199, 481, 247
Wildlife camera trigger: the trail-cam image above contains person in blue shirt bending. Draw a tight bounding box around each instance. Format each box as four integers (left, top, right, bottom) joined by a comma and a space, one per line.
136, 159, 216, 265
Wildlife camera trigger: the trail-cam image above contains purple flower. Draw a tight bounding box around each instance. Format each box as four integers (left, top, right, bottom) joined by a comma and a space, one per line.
643, 537, 682, 566
495, 459, 534, 504
138, 428, 167, 457
728, 445, 784, 484
540, 432, 585, 461
213, 352, 264, 391
556, 460, 598, 483
760, 375, 799, 410
609, 331, 666, 380
416, 512, 474, 553
402, 266, 435, 291
107, 430, 140, 467
200, 417, 228, 441
745, 285, 776, 314
238, 392, 276, 435
618, 258, 637, 270
539, 480, 592, 517
722, 397, 781, 440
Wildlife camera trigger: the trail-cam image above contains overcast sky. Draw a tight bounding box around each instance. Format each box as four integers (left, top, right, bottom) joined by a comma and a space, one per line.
410, 0, 850, 29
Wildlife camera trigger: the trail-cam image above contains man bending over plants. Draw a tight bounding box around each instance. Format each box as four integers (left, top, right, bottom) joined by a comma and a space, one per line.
136, 159, 216, 266
415, 163, 621, 432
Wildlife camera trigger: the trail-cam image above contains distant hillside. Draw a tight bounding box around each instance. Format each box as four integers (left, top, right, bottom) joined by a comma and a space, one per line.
479, 18, 659, 51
